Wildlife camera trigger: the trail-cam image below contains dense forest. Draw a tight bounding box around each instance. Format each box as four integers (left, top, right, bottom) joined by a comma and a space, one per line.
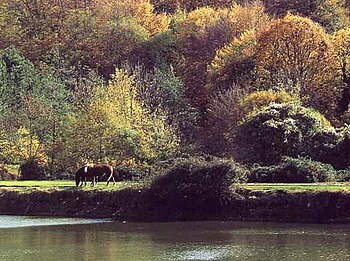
1, 0, 350, 181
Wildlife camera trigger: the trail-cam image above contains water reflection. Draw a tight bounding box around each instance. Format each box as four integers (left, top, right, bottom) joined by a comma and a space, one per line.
0, 217, 350, 261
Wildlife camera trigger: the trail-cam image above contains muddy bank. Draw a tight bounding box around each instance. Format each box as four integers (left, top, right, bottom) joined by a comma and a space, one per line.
1, 188, 350, 223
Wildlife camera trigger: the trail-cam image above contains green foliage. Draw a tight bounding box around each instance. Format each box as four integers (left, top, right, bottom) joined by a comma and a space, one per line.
249, 157, 337, 183
151, 0, 235, 13
150, 157, 248, 210
61, 68, 179, 171
131, 30, 177, 69
235, 103, 334, 164
0, 48, 70, 174
130, 64, 199, 144
205, 89, 297, 155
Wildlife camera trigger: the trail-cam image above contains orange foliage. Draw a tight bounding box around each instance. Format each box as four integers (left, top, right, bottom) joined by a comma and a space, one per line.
256, 14, 341, 117
175, 2, 269, 108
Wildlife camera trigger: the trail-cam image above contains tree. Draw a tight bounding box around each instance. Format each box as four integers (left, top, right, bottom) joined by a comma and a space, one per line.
205, 89, 295, 155
263, 0, 350, 32
0, 0, 169, 77
127, 64, 199, 145
207, 29, 258, 93
0, 0, 69, 61
255, 14, 341, 118
151, 0, 236, 13
0, 48, 70, 174
61, 69, 179, 171
332, 28, 350, 114
174, 2, 269, 109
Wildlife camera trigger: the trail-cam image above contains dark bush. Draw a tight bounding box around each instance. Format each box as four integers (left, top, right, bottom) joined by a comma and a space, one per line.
19, 158, 48, 180
150, 157, 248, 211
336, 169, 350, 182
249, 157, 337, 183
234, 103, 336, 165
114, 166, 142, 181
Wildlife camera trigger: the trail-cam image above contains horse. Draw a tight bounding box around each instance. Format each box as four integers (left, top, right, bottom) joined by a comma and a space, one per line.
75, 163, 116, 187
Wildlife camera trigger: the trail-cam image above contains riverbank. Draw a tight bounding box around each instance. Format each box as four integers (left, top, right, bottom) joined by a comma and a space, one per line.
1, 186, 350, 223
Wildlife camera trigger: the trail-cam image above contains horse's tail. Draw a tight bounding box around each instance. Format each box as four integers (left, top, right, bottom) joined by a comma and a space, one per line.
75, 171, 81, 187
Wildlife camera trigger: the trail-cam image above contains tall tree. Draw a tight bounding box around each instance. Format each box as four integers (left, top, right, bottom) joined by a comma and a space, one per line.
255, 14, 341, 118
174, 2, 269, 109
332, 28, 350, 114
61, 69, 179, 171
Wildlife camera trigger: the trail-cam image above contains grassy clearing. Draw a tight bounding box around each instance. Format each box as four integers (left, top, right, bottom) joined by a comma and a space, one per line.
1, 181, 350, 193
0, 180, 143, 192
243, 183, 350, 192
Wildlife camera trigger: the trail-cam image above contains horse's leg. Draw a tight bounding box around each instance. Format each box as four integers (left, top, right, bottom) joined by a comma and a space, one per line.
106, 173, 112, 186
111, 173, 116, 186
91, 176, 95, 187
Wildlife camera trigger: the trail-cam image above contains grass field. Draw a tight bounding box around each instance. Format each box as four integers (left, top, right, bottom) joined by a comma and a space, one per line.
243, 183, 350, 192
0, 180, 143, 192
0, 180, 350, 193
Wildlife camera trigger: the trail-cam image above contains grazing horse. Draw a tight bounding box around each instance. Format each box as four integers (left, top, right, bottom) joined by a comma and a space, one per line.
75, 163, 116, 187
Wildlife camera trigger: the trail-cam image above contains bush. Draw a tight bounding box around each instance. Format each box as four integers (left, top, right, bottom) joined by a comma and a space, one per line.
240, 90, 297, 118
0, 164, 17, 180
234, 103, 334, 165
114, 166, 142, 181
150, 157, 248, 211
336, 169, 350, 182
249, 157, 337, 183
19, 158, 48, 180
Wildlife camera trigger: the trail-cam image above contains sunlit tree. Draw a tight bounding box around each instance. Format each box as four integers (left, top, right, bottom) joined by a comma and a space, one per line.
256, 14, 341, 118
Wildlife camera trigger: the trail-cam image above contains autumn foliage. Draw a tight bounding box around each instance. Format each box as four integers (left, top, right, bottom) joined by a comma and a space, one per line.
1, 0, 350, 179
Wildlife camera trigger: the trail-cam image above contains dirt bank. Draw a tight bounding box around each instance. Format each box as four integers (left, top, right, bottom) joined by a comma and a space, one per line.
1, 188, 350, 223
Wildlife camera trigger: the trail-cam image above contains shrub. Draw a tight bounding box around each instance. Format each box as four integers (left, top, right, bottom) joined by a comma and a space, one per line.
0, 164, 17, 180
240, 90, 297, 118
150, 157, 248, 211
249, 157, 337, 183
234, 103, 334, 165
336, 169, 350, 181
115, 166, 142, 181
19, 158, 48, 180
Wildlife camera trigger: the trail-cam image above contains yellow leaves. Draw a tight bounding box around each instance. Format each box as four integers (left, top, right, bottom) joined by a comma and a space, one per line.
0, 127, 48, 164
209, 29, 256, 76
95, 0, 169, 36
332, 28, 350, 71
207, 29, 257, 93
65, 68, 179, 167
240, 90, 298, 119
255, 14, 340, 117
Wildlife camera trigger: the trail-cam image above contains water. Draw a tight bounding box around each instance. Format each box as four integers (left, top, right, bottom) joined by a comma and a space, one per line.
1, 216, 350, 261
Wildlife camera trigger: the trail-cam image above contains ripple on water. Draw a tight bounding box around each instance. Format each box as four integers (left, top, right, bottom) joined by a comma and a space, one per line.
167, 245, 256, 261
0, 215, 111, 228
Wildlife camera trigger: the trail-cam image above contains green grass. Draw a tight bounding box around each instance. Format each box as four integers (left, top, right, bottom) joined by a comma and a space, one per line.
0, 180, 143, 192
1, 180, 350, 193
243, 183, 350, 192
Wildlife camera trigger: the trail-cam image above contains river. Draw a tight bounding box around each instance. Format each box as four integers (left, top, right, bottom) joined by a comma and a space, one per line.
0, 216, 350, 260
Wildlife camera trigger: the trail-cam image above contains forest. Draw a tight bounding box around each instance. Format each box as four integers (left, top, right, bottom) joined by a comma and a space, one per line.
1, 0, 350, 183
